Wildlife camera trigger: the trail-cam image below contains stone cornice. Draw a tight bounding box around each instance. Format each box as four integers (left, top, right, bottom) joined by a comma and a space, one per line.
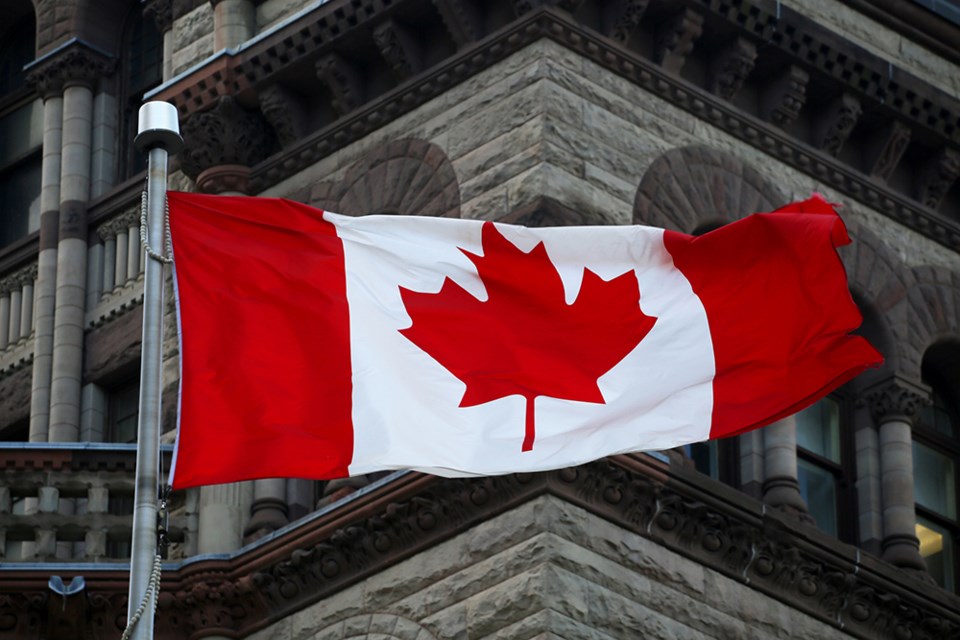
1, 455, 959, 639
148, 2, 960, 253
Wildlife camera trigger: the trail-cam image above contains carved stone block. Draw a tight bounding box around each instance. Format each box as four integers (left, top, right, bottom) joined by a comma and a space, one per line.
864, 375, 930, 424
601, 0, 650, 43
865, 121, 911, 183
315, 53, 365, 116
432, 0, 483, 48
760, 65, 809, 128
653, 8, 703, 75
373, 19, 423, 80
813, 93, 861, 157
708, 37, 757, 101
917, 147, 960, 210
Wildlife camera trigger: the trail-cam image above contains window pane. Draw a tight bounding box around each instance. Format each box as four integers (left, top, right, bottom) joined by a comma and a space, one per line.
798, 458, 838, 536
920, 391, 959, 440
913, 441, 957, 519
0, 99, 42, 165
916, 516, 956, 592
0, 154, 41, 247
683, 441, 719, 478
796, 397, 841, 462
109, 383, 140, 443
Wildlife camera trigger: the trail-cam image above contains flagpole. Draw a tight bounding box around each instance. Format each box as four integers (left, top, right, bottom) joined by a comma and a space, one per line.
126, 101, 182, 640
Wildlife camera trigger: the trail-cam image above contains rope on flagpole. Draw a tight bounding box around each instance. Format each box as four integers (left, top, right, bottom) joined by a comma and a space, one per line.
140, 182, 174, 264
120, 553, 162, 640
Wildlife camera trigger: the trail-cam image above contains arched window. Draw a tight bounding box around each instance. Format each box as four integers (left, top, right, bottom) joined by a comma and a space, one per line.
914, 343, 960, 592
118, 5, 163, 180
0, 5, 40, 249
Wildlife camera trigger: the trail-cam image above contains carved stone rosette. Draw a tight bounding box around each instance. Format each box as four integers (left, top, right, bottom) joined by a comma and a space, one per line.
864, 376, 931, 424
25, 41, 117, 98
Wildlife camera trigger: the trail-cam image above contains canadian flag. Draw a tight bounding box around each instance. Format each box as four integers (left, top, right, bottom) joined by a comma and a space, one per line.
166, 192, 881, 490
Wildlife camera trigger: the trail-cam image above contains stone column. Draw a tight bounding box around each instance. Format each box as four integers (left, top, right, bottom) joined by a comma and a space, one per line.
144, 0, 175, 81
43, 45, 114, 444
866, 376, 930, 573
762, 415, 815, 523
197, 482, 253, 554
210, 0, 255, 50
244, 479, 288, 542
25, 87, 62, 442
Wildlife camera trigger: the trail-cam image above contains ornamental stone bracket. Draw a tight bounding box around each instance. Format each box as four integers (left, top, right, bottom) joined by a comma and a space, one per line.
24, 39, 117, 98
708, 37, 757, 102
652, 8, 704, 75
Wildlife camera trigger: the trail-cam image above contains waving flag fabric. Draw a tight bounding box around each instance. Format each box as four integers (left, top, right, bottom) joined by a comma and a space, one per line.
166, 192, 881, 490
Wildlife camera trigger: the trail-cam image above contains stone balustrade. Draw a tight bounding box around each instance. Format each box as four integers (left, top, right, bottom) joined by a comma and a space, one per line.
0, 262, 38, 353
0, 443, 192, 562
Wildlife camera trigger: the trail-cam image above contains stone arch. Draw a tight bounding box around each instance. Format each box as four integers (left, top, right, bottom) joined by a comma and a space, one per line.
633, 145, 786, 232
905, 266, 960, 382
836, 221, 913, 381
311, 139, 460, 218
310, 613, 438, 640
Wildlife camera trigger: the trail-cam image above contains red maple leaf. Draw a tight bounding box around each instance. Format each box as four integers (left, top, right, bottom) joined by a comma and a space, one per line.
399, 222, 657, 451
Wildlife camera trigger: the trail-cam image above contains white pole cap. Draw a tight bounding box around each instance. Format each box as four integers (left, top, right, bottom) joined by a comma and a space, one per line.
135, 101, 184, 154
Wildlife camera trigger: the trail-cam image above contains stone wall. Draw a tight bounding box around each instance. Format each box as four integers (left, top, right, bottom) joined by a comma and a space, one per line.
245, 495, 853, 640
260, 39, 960, 272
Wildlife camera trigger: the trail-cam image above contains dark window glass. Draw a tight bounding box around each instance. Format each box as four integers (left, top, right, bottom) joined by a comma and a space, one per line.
120, 12, 164, 179
796, 397, 853, 539
0, 15, 35, 97
108, 382, 140, 443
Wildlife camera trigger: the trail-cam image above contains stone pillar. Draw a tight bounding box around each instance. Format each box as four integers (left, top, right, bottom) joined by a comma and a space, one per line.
762, 415, 815, 523
48, 81, 94, 443
39, 45, 114, 444
89, 91, 117, 199
197, 482, 253, 554
244, 479, 288, 542
26, 89, 62, 442
211, 0, 255, 50
144, 0, 175, 81
853, 401, 883, 557
866, 376, 930, 573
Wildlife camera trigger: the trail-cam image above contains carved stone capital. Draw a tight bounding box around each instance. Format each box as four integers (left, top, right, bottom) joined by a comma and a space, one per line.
653, 9, 704, 74
13, 264, 38, 288
813, 93, 861, 157
315, 53, 364, 116
760, 65, 809, 128
179, 96, 277, 180
709, 37, 757, 101
97, 209, 140, 241
917, 147, 960, 210
143, 0, 174, 33
864, 376, 931, 424
25, 41, 116, 98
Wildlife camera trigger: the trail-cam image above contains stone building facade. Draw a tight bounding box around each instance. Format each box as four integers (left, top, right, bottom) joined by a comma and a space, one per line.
1, 0, 959, 638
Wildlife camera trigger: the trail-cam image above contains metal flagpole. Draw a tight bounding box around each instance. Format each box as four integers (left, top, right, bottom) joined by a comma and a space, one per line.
125, 101, 183, 640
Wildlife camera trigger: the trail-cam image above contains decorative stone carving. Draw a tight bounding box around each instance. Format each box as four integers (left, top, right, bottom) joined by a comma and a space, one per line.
760, 65, 809, 128
258, 84, 307, 148
179, 96, 277, 181
374, 19, 423, 80
315, 53, 365, 116
97, 209, 140, 242
867, 121, 911, 183
917, 147, 960, 210
143, 0, 174, 32
25, 41, 116, 98
333, 139, 461, 218
709, 37, 757, 101
653, 8, 704, 74
633, 145, 786, 232
864, 376, 930, 424
813, 93, 862, 157
601, 0, 650, 43
432, 0, 483, 48
313, 614, 438, 640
